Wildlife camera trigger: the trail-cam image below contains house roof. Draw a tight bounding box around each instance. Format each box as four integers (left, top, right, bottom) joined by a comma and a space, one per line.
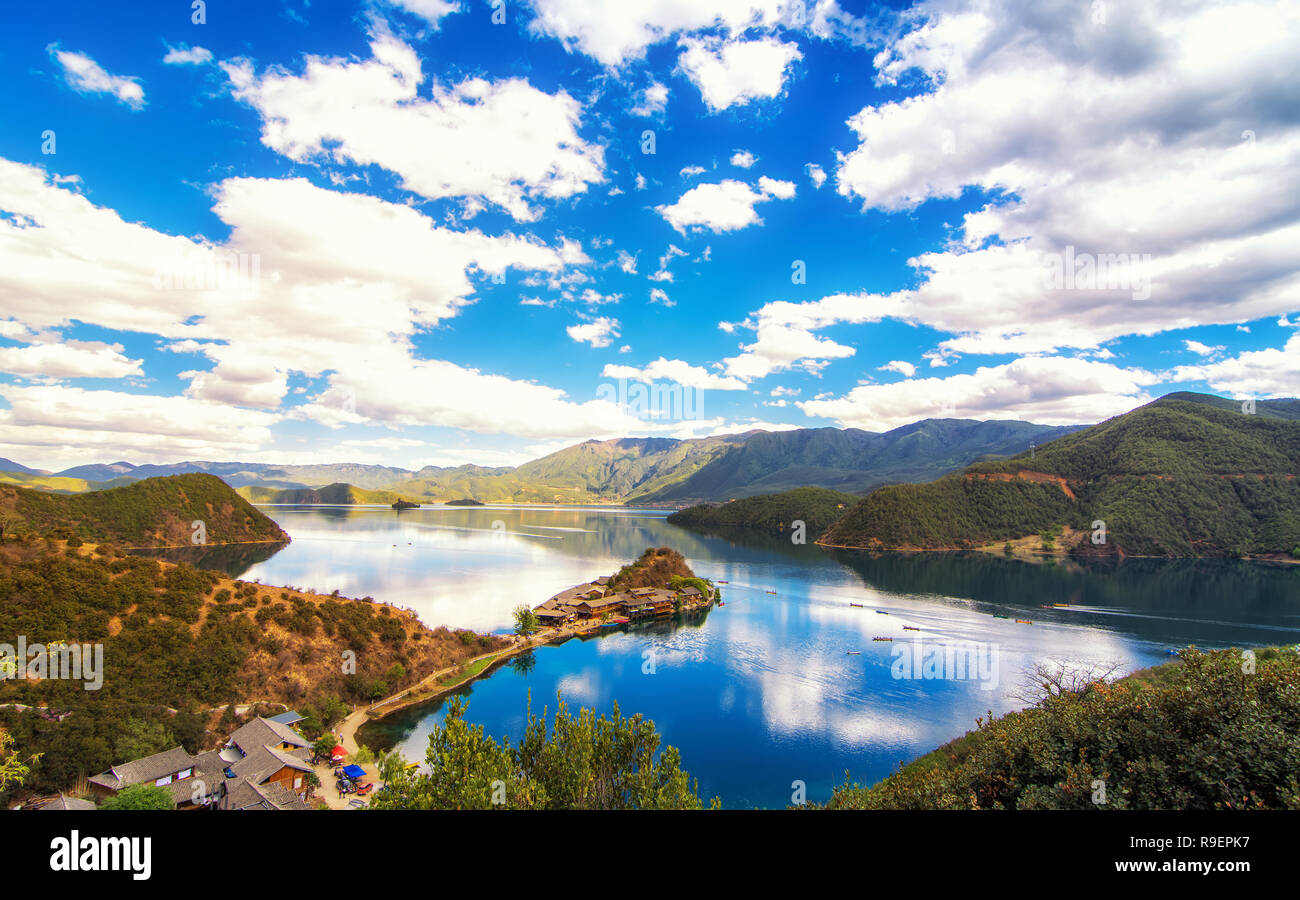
28, 794, 96, 810
229, 717, 311, 756
222, 777, 308, 811
267, 710, 305, 726
89, 746, 196, 791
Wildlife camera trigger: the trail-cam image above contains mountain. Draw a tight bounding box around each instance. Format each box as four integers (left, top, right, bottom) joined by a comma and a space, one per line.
667, 487, 860, 538
0, 457, 47, 475
819, 393, 1300, 558
0, 473, 290, 547
632, 420, 1082, 503
236, 482, 410, 505
14, 417, 1079, 506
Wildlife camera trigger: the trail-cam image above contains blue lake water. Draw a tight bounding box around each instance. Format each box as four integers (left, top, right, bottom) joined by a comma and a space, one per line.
188, 503, 1300, 809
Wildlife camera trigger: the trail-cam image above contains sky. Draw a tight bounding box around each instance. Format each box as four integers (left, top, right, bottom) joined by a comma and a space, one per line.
0, 0, 1297, 472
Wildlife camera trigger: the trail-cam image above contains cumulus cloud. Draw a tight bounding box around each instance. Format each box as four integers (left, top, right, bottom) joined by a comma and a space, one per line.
730, 150, 757, 168
878, 359, 916, 378
820, 0, 1300, 357
677, 34, 801, 111
383, 0, 461, 26
0, 338, 142, 380
800, 357, 1161, 430
223, 31, 604, 221
602, 357, 747, 390
162, 45, 213, 65
631, 80, 669, 116
567, 317, 621, 348
526, 0, 788, 66
47, 45, 144, 108
1169, 332, 1300, 398
656, 178, 794, 233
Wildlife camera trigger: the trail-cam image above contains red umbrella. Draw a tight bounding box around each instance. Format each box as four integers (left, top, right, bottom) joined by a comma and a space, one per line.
331, 745, 346, 758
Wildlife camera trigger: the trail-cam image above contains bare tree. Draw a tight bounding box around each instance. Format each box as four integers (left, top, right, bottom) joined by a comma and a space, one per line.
1013, 656, 1124, 706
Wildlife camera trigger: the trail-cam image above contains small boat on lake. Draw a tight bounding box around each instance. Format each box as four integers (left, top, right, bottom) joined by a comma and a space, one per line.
902, 625, 920, 631
1016, 619, 1033, 625
872, 636, 893, 642
846, 650, 862, 655
765, 590, 777, 595
849, 603, 864, 608
875, 610, 889, 615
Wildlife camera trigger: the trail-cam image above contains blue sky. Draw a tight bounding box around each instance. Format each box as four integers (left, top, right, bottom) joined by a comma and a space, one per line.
0, 0, 1297, 471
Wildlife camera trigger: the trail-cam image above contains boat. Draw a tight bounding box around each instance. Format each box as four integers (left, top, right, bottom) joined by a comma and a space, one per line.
849, 603, 864, 608
1015, 619, 1033, 625
993, 614, 1009, 619
845, 650, 862, 655
1052, 603, 1071, 608
872, 636, 893, 642
875, 610, 889, 615
902, 625, 920, 631
764, 590, 777, 595
717, 601, 725, 606
717, 580, 729, 584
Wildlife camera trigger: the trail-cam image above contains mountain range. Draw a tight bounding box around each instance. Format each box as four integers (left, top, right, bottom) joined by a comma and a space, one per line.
0, 418, 1081, 505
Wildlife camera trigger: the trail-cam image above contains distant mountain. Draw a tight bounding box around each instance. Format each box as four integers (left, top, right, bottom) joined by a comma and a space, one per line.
0, 473, 289, 547
0, 458, 47, 475
631, 419, 1083, 503
819, 393, 1300, 558
17, 417, 1080, 506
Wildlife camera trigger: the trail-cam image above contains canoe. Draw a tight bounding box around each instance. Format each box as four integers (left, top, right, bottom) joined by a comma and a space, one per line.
845, 650, 862, 655
849, 603, 864, 608
902, 625, 920, 631
765, 590, 777, 595
872, 637, 893, 642
875, 610, 889, 615
1015, 619, 1033, 625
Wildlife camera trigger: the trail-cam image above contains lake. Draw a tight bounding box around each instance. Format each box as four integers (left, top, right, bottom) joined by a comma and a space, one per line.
179, 503, 1300, 809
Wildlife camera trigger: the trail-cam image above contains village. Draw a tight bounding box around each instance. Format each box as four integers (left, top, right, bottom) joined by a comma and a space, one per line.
530, 574, 715, 632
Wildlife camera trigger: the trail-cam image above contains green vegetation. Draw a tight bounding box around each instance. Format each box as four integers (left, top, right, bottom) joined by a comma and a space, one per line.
237, 482, 406, 505
512, 604, 539, 636
608, 546, 700, 591
0, 728, 36, 791
820, 394, 1300, 558
1, 473, 288, 547
830, 646, 1300, 809
0, 538, 507, 804
99, 783, 176, 810
668, 487, 861, 538
370, 695, 717, 809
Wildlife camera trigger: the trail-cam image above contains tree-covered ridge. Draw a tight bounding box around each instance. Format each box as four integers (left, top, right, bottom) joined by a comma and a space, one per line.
829, 646, 1300, 810
0, 537, 507, 803
1, 473, 288, 547
667, 487, 860, 538
237, 482, 412, 505
820, 394, 1300, 558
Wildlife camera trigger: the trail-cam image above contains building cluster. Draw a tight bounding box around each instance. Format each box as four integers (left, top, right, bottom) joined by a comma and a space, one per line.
532, 575, 708, 627
82, 711, 315, 811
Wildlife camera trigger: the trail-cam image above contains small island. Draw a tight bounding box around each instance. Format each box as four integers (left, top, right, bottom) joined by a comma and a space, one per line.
444, 498, 484, 506
521, 547, 717, 635
391, 499, 420, 509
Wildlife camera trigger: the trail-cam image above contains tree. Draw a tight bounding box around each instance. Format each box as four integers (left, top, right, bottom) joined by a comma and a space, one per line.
371, 695, 717, 810
513, 605, 539, 637
100, 783, 176, 810
0, 728, 37, 791
377, 749, 408, 786
313, 735, 338, 763
0, 511, 22, 542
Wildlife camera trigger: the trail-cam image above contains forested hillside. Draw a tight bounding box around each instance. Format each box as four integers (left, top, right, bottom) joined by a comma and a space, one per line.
820, 395, 1300, 558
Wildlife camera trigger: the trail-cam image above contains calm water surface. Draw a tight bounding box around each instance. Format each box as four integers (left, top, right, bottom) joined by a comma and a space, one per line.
174, 504, 1300, 809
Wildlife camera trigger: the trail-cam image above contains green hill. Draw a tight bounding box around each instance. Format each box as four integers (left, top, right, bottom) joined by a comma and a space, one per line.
830, 646, 1300, 809
0, 474, 289, 547
819, 394, 1300, 558
236, 482, 409, 505
667, 487, 860, 539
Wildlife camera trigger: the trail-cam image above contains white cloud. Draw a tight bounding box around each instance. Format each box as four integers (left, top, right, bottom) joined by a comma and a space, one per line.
655, 178, 792, 234
730, 150, 757, 168
1169, 332, 1300, 398
1183, 339, 1225, 357
878, 359, 916, 378
680, 165, 707, 177
47, 45, 144, 109
648, 288, 674, 307
822, 0, 1300, 356
757, 175, 796, 199
0, 338, 142, 380
805, 162, 827, 188
631, 80, 669, 116
677, 34, 801, 111
617, 250, 638, 274
383, 0, 461, 26
527, 0, 788, 66
799, 357, 1161, 430
603, 357, 747, 390
223, 32, 604, 221
163, 45, 213, 65
567, 317, 621, 348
